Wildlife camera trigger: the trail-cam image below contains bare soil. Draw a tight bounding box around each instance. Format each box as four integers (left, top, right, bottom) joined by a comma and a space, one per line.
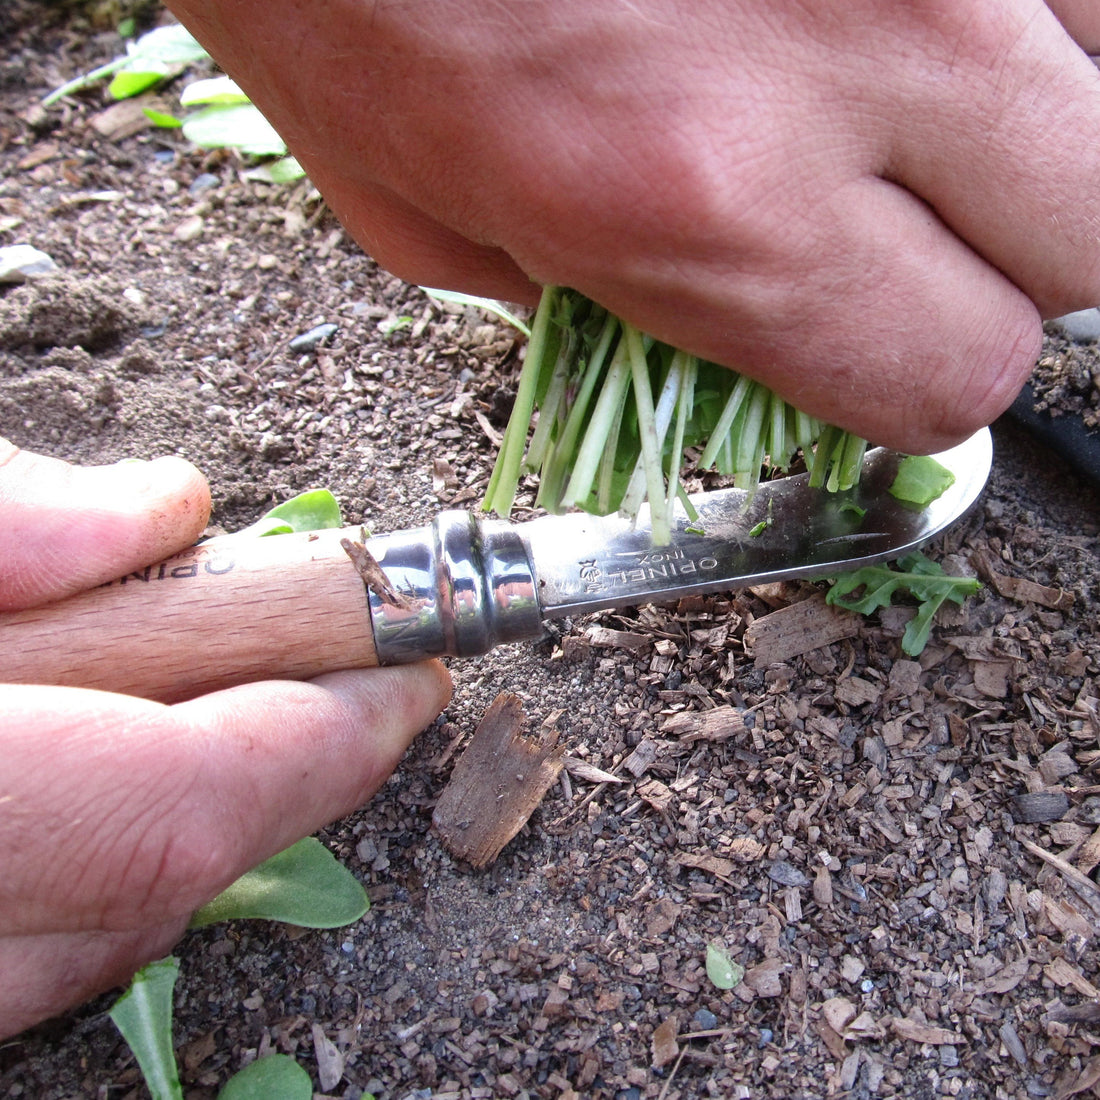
2, 5, 1100, 1099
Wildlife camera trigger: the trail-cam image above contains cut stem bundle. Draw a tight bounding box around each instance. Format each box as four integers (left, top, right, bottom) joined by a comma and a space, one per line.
482, 286, 868, 543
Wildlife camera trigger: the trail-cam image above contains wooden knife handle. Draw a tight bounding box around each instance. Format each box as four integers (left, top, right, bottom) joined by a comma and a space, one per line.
0, 528, 379, 703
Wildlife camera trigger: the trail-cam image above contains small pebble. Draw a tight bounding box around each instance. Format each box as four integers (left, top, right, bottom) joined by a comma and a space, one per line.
0, 243, 57, 282
289, 322, 338, 352
693, 1008, 718, 1031
1051, 308, 1100, 342
189, 171, 220, 194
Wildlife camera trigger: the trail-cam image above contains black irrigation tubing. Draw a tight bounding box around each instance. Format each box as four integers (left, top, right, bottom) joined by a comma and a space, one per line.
1005, 381, 1100, 489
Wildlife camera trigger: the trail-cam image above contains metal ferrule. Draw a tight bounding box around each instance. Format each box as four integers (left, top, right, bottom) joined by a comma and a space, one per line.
366, 510, 544, 664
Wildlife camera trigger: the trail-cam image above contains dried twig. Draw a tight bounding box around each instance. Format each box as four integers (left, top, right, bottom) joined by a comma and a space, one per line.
340, 535, 414, 610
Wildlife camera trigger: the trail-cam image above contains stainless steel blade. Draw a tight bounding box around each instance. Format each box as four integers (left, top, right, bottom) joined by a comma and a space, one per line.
523, 428, 992, 616
366, 428, 991, 664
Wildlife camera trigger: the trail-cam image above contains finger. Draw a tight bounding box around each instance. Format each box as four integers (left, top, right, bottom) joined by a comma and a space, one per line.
885, 2, 1100, 317
0, 439, 211, 611
0, 921, 187, 1042
315, 172, 541, 305
0, 662, 451, 937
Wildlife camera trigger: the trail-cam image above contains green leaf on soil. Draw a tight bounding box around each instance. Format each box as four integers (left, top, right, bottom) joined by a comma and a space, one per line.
232, 488, 343, 537
182, 103, 288, 156
180, 76, 252, 107
216, 1054, 312, 1100
243, 156, 306, 184
108, 958, 184, 1100
108, 69, 165, 99
189, 837, 369, 929
826, 550, 980, 656
705, 942, 744, 991
143, 107, 183, 128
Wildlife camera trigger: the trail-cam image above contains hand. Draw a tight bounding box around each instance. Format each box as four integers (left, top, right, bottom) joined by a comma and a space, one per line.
165, 0, 1100, 454
0, 440, 451, 1038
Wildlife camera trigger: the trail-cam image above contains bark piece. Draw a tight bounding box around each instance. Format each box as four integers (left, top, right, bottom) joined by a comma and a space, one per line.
1011, 790, 1070, 824
743, 593, 860, 667
891, 1016, 965, 1045
432, 693, 563, 868
660, 705, 746, 743
987, 571, 1075, 610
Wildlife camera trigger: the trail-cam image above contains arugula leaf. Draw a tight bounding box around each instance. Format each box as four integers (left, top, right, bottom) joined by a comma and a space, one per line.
826, 551, 980, 656
889, 455, 956, 506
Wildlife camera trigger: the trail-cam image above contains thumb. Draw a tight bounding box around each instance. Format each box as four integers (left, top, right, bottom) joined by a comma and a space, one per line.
0, 437, 211, 612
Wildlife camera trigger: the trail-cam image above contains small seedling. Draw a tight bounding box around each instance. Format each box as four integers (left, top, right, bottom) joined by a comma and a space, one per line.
43, 23, 304, 180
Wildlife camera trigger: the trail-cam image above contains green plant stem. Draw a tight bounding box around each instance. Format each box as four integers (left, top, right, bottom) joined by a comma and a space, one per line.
562, 336, 632, 509
623, 323, 670, 544
483, 285, 561, 515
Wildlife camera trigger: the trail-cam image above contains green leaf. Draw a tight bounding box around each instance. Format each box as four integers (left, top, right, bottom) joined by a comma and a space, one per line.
826, 551, 980, 656
182, 104, 288, 156
705, 943, 744, 991
889, 454, 956, 506
108, 69, 165, 99
243, 156, 306, 184
180, 75, 252, 107
44, 23, 210, 106
125, 24, 210, 66
144, 107, 183, 128
261, 489, 343, 533
190, 837, 369, 929
232, 489, 343, 538
106, 25, 212, 101
108, 958, 183, 1100
217, 1055, 312, 1100
421, 287, 532, 337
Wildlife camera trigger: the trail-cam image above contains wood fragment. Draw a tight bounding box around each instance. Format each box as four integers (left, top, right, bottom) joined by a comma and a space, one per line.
585, 624, 651, 651
743, 593, 860, 667
1077, 826, 1100, 875
971, 957, 1029, 995
891, 1016, 965, 1045
987, 571, 1075, 610
677, 851, 737, 881
432, 693, 564, 868
561, 756, 622, 785
744, 959, 784, 998
1052, 1056, 1100, 1100
1019, 837, 1100, 919
637, 777, 674, 815
311, 1023, 344, 1093
835, 675, 880, 707
1044, 956, 1100, 1000
341, 536, 414, 609
1011, 790, 1070, 824
90, 97, 159, 141
998, 1021, 1027, 1067
660, 705, 746, 743
651, 1015, 680, 1068
623, 738, 661, 778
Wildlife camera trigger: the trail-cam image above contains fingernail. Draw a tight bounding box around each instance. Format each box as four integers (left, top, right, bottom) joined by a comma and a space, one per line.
104, 456, 199, 498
